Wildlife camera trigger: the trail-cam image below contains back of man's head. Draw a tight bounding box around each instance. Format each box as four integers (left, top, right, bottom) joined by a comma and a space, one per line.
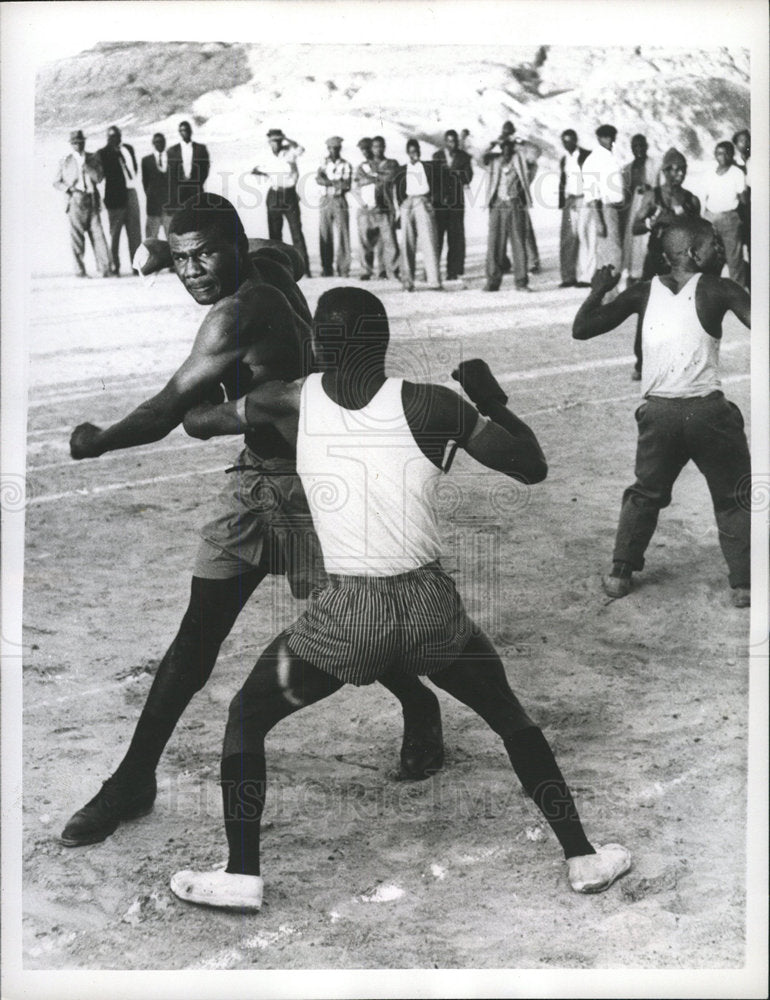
661, 216, 712, 259
168, 193, 248, 254
314, 287, 389, 370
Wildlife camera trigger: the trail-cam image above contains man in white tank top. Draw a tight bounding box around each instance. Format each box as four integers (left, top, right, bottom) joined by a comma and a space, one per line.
170, 287, 631, 910
573, 217, 751, 607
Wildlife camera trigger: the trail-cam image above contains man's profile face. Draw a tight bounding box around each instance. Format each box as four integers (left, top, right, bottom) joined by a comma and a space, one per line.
179, 122, 192, 143
631, 136, 647, 160
371, 139, 385, 158
561, 132, 577, 154
691, 226, 725, 274
169, 230, 241, 304
70, 138, 86, 155
152, 134, 166, 153
445, 133, 458, 153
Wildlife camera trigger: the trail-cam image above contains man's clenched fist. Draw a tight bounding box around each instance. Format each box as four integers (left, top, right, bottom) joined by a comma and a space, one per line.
590, 265, 621, 295
451, 358, 508, 415
70, 423, 104, 460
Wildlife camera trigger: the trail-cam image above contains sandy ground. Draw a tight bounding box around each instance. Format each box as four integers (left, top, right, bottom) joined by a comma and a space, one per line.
20, 210, 752, 970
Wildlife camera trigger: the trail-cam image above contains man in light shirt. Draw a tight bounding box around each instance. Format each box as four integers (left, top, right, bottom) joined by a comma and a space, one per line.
53, 128, 111, 278
97, 125, 142, 277
702, 141, 747, 289
316, 136, 352, 277
557, 129, 591, 288
581, 124, 624, 296
394, 139, 442, 291
484, 139, 533, 292
353, 137, 382, 279
252, 128, 311, 277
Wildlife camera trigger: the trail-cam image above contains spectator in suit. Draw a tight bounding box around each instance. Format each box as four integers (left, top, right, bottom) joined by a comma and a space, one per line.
316, 136, 352, 277
394, 139, 443, 291
141, 133, 173, 240
484, 139, 533, 292
732, 129, 750, 286
621, 134, 658, 286
702, 141, 747, 288
357, 136, 400, 281
252, 129, 311, 277
432, 129, 473, 281
98, 125, 142, 277
582, 124, 624, 299
166, 120, 210, 212
484, 121, 540, 276
557, 129, 590, 288
53, 129, 111, 278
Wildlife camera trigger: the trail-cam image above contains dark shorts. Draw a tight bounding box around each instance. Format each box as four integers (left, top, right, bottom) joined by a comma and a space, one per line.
194, 448, 326, 599
285, 561, 473, 686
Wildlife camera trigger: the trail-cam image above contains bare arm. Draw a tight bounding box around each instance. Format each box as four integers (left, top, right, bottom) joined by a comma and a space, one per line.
70, 286, 294, 458
184, 379, 300, 443
572, 267, 647, 340
720, 278, 751, 329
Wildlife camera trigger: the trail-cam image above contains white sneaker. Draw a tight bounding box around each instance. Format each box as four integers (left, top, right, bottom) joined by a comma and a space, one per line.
170, 869, 264, 911
567, 844, 631, 894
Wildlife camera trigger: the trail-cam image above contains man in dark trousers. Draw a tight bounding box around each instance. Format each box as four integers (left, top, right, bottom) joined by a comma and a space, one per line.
432, 129, 473, 281
169, 287, 631, 910
394, 139, 443, 291
557, 129, 590, 288
252, 129, 311, 277
573, 218, 751, 608
59, 194, 446, 850
53, 128, 111, 278
141, 133, 173, 240
166, 120, 210, 212
98, 125, 142, 276
316, 136, 352, 277
484, 139, 533, 292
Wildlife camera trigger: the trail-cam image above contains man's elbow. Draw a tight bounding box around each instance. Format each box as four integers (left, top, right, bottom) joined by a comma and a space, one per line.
572, 321, 588, 340
526, 458, 548, 484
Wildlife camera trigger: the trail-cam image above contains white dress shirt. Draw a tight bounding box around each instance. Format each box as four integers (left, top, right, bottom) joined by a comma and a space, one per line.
581, 146, 623, 206
180, 140, 194, 179
405, 160, 430, 197
563, 149, 584, 198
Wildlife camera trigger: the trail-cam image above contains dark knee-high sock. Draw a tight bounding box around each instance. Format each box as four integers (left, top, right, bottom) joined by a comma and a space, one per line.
112, 574, 261, 785
503, 726, 595, 859
222, 752, 265, 877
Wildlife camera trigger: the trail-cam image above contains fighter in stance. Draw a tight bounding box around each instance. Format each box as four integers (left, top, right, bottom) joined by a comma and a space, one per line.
61, 195, 445, 848
573, 217, 751, 606
169, 287, 631, 910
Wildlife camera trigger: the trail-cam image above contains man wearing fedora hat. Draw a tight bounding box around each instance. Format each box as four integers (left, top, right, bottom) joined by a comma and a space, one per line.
316, 136, 352, 277
53, 129, 111, 278
252, 129, 311, 277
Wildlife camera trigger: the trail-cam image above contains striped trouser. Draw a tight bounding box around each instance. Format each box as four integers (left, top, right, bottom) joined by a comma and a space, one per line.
285, 561, 473, 685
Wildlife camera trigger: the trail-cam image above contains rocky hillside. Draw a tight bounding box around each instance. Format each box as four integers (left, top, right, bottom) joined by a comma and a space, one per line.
36, 42, 750, 163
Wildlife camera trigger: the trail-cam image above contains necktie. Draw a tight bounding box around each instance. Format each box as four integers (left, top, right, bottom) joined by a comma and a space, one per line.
119, 150, 133, 182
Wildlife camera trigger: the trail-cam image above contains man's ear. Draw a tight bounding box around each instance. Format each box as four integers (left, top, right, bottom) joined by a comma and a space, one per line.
686, 243, 702, 267
660, 248, 673, 270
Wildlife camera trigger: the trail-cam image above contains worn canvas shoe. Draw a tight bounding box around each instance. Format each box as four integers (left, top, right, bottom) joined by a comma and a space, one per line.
601, 574, 632, 599
568, 844, 631, 893
170, 869, 264, 911
60, 773, 157, 846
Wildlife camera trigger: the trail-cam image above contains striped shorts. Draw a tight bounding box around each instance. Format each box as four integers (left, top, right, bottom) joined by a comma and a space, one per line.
284, 561, 473, 686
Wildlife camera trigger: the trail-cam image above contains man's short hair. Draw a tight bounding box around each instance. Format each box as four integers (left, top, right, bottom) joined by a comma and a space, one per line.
631, 133, 647, 145
596, 124, 617, 140
371, 135, 385, 145
314, 287, 390, 365
661, 216, 712, 256
716, 140, 735, 157
358, 137, 372, 148
406, 139, 420, 152
168, 193, 248, 254
561, 129, 577, 141
444, 129, 458, 140
732, 129, 749, 144
152, 132, 165, 141
179, 120, 192, 129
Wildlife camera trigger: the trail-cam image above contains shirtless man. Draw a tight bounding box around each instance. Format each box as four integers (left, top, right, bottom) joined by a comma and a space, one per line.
169, 287, 630, 910
573, 217, 751, 607
60, 194, 445, 847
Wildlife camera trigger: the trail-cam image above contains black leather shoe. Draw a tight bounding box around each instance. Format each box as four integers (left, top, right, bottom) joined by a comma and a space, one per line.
397, 693, 444, 781
60, 773, 157, 846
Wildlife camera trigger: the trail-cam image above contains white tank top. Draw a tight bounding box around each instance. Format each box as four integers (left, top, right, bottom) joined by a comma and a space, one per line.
641, 273, 721, 399
296, 374, 443, 576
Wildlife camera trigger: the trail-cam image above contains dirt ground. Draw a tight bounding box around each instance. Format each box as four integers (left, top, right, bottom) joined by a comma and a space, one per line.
20, 215, 753, 972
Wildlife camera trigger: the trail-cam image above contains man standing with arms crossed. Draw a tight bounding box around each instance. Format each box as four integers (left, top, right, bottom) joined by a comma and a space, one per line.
169, 287, 631, 910
59, 194, 446, 848
573, 218, 751, 607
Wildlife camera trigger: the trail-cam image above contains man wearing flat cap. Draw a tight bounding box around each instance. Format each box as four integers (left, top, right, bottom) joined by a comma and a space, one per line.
252, 129, 311, 277
53, 129, 111, 278
316, 136, 352, 277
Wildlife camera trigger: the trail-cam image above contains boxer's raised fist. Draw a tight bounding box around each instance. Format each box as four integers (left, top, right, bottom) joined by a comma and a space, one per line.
451, 359, 508, 415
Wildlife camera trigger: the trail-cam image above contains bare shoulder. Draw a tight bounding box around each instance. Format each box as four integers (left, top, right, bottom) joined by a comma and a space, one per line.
402, 381, 476, 438
199, 279, 293, 346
